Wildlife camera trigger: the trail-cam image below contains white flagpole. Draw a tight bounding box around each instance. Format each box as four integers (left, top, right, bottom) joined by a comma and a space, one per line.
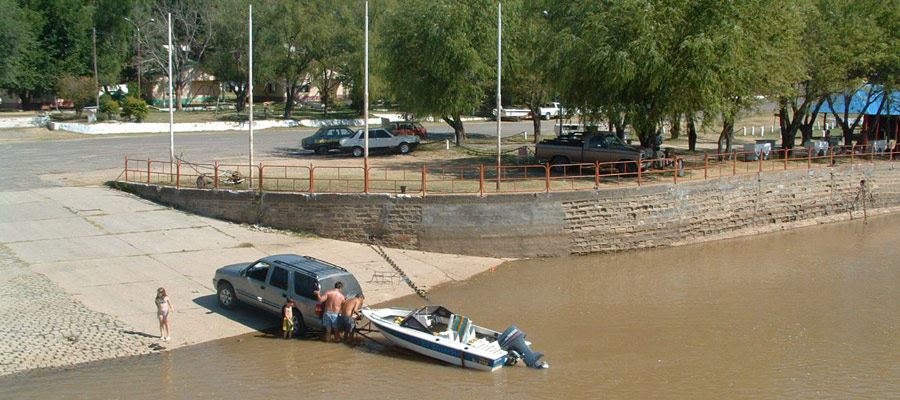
168, 12, 174, 167
496, 3, 502, 187
249, 3, 254, 187
364, 0, 370, 175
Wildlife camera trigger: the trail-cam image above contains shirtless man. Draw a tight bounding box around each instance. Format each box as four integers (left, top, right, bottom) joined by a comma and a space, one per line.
339, 294, 365, 345
314, 282, 345, 342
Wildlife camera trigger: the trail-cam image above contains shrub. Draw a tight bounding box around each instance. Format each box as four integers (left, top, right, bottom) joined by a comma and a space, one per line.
99, 97, 121, 120
122, 96, 149, 122
57, 75, 96, 118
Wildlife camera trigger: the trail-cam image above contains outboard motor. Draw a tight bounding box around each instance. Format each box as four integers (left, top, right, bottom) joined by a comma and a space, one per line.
498, 325, 548, 369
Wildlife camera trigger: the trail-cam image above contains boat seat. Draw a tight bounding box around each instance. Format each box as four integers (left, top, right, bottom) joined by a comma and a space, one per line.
449, 314, 476, 343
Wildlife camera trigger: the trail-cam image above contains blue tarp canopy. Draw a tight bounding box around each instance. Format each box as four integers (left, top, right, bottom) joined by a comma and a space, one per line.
820, 87, 900, 116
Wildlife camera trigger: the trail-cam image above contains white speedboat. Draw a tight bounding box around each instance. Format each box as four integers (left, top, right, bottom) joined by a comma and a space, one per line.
361, 305, 548, 371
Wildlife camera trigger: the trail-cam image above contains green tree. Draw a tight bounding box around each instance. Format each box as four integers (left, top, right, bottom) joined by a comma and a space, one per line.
93, 0, 132, 87
816, 0, 900, 145
503, 0, 555, 144
57, 75, 96, 118
206, 0, 254, 113
382, 0, 496, 145
3, 0, 93, 110
262, 0, 318, 118
307, 0, 359, 117
549, 0, 802, 151
0, 0, 34, 92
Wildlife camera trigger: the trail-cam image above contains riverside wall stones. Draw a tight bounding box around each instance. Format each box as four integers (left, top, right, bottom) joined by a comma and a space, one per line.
116, 162, 900, 258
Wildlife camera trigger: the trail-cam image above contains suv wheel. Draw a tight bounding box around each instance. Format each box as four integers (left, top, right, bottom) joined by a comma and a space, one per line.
315, 146, 329, 156
352, 147, 364, 157
292, 308, 307, 337
399, 142, 411, 154
217, 282, 237, 310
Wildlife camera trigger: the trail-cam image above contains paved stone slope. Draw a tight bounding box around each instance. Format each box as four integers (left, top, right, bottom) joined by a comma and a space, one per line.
0, 247, 155, 376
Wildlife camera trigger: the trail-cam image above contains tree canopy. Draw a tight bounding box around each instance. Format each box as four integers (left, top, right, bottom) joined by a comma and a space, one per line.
4, 0, 899, 152
381, 0, 496, 145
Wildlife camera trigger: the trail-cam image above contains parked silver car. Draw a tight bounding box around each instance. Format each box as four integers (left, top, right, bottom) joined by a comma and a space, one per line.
339, 127, 420, 157
213, 254, 362, 335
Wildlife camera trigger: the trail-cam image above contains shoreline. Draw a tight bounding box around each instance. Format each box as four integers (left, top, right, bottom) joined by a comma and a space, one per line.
3, 182, 899, 378
0, 185, 507, 377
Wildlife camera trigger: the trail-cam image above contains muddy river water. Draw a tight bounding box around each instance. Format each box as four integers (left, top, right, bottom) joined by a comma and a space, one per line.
3, 214, 900, 399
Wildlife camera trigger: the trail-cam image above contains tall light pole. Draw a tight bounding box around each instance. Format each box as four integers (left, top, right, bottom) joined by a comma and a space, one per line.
364, 0, 370, 174
168, 12, 174, 166
248, 3, 254, 187
92, 28, 99, 109
496, 2, 502, 188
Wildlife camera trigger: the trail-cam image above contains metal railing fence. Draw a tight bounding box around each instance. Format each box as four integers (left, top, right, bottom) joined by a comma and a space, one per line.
122, 145, 898, 195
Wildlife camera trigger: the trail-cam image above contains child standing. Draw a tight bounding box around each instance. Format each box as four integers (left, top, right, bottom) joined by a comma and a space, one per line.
282, 298, 295, 339
155, 287, 175, 341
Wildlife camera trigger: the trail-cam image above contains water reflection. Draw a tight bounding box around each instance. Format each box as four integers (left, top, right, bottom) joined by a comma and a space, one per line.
2, 215, 900, 399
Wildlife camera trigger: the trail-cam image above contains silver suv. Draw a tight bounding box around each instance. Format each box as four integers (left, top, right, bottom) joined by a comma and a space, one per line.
213, 254, 362, 335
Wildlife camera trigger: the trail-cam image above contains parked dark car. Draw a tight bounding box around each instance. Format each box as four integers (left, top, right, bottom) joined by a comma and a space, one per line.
213, 254, 363, 335
301, 126, 356, 155
390, 121, 427, 138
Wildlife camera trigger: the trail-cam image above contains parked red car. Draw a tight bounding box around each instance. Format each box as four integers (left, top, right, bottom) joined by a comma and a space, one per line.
390, 121, 427, 138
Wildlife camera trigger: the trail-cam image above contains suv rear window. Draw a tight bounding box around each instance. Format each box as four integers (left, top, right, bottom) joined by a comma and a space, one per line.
319, 275, 362, 297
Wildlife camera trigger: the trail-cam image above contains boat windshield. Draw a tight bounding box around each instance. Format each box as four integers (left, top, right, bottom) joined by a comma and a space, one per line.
399, 305, 455, 333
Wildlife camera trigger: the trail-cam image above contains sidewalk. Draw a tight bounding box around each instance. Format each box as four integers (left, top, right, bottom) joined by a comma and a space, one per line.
0, 186, 507, 376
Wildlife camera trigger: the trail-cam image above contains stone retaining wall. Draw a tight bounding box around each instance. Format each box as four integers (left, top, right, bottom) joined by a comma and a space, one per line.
116, 162, 900, 258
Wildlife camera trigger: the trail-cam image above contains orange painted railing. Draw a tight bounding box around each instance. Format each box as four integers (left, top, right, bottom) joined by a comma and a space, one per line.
122, 145, 898, 195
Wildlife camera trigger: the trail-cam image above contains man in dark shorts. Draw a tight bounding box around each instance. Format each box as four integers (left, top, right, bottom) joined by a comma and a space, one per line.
339, 294, 364, 345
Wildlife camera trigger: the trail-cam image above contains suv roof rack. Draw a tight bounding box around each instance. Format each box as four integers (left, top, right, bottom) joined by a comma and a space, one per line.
266, 254, 349, 278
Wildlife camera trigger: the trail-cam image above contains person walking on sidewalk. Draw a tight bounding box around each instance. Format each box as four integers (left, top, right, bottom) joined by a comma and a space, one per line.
155, 287, 175, 341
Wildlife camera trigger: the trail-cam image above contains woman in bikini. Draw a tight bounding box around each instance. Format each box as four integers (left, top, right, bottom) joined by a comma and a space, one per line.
155, 287, 175, 341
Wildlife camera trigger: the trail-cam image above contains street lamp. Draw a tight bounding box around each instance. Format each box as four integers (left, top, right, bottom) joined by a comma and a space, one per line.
124, 17, 154, 99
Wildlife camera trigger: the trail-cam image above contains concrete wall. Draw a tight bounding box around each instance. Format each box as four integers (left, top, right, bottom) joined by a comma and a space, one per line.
116, 162, 900, 258
0, 116, 50, 128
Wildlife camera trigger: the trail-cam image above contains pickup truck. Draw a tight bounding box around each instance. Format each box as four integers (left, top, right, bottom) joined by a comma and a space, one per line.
534, 131, 652, 173
537, 102, 561, 120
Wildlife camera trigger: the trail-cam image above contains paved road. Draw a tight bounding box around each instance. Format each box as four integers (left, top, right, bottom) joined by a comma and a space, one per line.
0, 121, 544, 191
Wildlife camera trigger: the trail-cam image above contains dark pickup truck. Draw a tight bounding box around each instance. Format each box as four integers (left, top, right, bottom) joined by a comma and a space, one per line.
534, 131, 652, 173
